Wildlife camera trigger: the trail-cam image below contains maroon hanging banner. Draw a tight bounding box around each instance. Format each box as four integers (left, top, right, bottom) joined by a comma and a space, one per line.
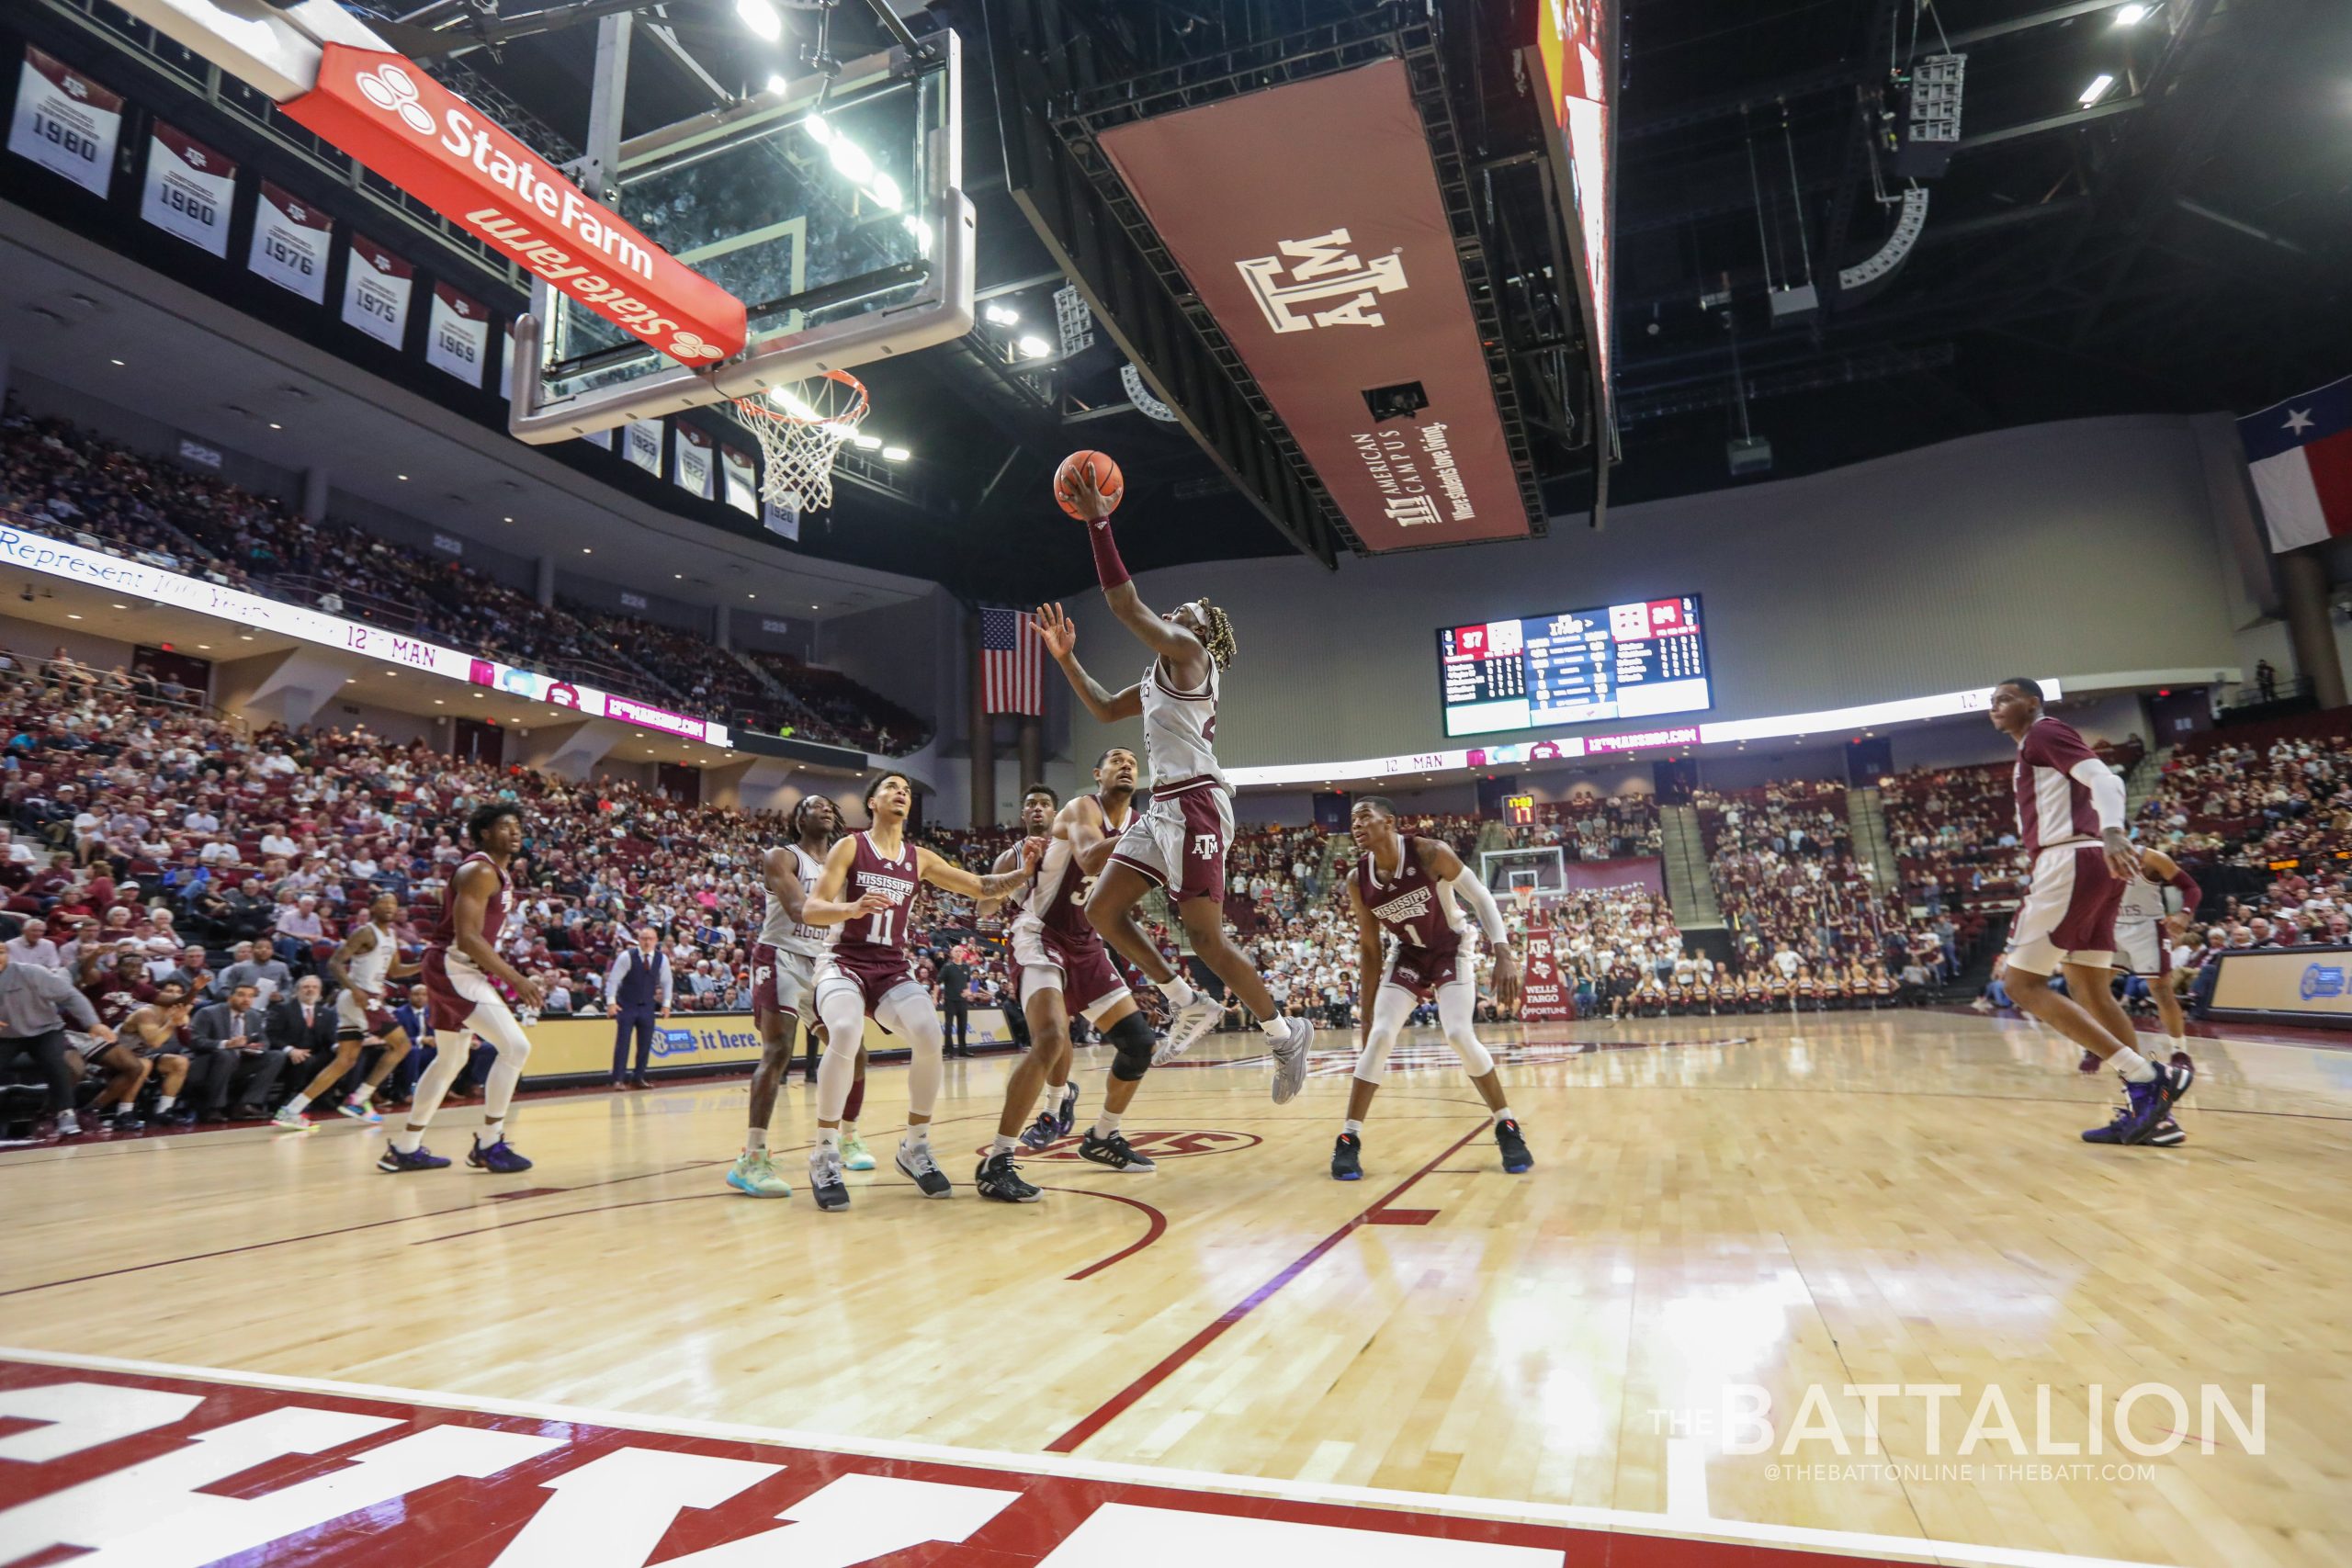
1097, 60, 1532, 551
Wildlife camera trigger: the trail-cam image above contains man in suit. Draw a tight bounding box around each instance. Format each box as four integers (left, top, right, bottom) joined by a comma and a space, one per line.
187, 982, 288, 1121
604, 926, 671, 1089
265, 975, 336, 1130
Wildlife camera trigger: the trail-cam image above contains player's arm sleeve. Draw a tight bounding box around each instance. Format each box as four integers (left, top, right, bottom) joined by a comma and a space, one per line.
2064, 757, 2127, 832
2167, 867, 2202, 913
1447, 863, 1510, 945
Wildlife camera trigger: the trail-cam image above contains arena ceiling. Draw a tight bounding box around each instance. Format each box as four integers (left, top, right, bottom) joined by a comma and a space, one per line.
316, 0, 2352, 600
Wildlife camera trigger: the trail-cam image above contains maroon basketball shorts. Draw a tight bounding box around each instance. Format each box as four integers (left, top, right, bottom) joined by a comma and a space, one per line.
813, 946, 919, 1016
2007, 843, 2124, 976
1108, 780, 1233, 905
1383, 942, 1468, 1001
421, 947, 512, 1033
1013, 921, 1134, 1023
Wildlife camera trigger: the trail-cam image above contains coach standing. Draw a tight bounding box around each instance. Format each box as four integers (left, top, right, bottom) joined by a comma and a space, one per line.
936, 946, 973, 1057
605, 927, 672, 1089
0, 941, 115, 1137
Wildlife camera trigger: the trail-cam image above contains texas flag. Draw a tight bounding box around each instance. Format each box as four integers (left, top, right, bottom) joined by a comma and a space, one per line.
2240, 374, 2352, 552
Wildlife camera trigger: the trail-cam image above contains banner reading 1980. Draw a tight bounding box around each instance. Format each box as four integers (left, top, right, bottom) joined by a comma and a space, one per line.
7, 46, 122, 198
140, 122, 234, 256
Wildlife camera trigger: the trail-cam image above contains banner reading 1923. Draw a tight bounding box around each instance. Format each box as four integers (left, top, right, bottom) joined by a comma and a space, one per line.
7, 45, 122, 198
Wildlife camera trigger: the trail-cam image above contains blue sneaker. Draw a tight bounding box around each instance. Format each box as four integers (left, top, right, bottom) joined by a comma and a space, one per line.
1054, 1085, 1080, 1139
1020, 1109, 1059, 1151
468, 1135, 534, 1173
1330, 1133, 1363, 1181
1495, 1118, 1533, 1174
377, 1143, 451, 1173
2082, 1058, 2193, 1145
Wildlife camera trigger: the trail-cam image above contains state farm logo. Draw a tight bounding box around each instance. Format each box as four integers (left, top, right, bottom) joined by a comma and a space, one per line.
356, 63, 435, 136
1237, 227, 1408, 333
985, 1129, 1262, 1160
667, 331, 725, 361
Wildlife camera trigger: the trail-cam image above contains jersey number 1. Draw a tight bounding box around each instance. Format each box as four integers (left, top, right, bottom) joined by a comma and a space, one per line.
869, 908, 894, 945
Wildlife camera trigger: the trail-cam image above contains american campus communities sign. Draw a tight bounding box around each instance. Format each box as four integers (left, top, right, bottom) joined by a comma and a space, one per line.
0, 523, 729, 748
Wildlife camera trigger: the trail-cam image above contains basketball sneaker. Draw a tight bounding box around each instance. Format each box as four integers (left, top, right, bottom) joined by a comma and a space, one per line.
337, 1098, 383, 1125
2081, 1058, 2193, 1145
1156, 995, 1223, 1066
726, 1151, 792, 1198
469, 1135, 534, 1173
269, 1106, 312, 1133
1495, 1118, 1533, 1174
976, 1150, 1042, 1202
841, 1131, 876, 1170
808, 1145, 851, 1212
1269, 1015, 1314, 1104
2146, 1116, 2186, 1147
377, 1143, 450, 1173
1079, 1129, 1157, 1172
1020, 1108, 1059, 1151
896, 1138, 953, 1198
1330, 1132, 1363, 1181
1055, 1083, 1080, 1138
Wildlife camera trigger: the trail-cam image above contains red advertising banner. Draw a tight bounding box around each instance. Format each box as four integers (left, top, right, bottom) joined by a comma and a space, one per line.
1519, 925, 1573, 1020
1097, 61, 1532, 551
283, 47, 745, 367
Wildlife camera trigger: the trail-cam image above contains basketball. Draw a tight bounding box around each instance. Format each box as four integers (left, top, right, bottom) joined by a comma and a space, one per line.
1055, 449, 1124, 519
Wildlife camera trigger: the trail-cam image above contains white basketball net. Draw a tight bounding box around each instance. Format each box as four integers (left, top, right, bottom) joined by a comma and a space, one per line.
734, 372, 869, 513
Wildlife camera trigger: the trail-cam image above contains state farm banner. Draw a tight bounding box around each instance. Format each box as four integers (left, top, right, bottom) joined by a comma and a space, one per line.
140, 122, 234, 255
249, 180, 331, 302
623, 419, 662, 474
283, 48, 746, 367
341, 232, 413, 347
425, 281, 490, 385
1097, 60, 1532, 551
720, 443, 758, 515
8, 46, 122, 197
1520, 925, 1573, 1021
673, 423, 714, 500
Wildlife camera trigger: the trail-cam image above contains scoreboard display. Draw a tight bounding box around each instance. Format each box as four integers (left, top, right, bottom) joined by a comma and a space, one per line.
1437, 596, 1713, 738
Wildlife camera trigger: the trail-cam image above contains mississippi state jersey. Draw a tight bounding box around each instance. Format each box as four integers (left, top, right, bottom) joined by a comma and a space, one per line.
2116, 864, 2169, 926
1355, 839, 1464, 956
1141, 655, 1223, 789
2011, 716, 2110, 855
757, 842, 831, 956
829, 831, 920, 955
429, 852, 510, 956
1019, 794, 1135, 950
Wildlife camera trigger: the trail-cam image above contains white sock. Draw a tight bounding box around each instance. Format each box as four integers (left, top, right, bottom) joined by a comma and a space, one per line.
1058, 1082, 1077, 1104
1092, 1110, 1122, 1138
1494, 1106, 1515, 1124
352, 1084, 375, 1106
818, 1126, 841, 1152
1260, 1013, 1288, 1037
1156, 976, 1195, 1008
905, 1122, 930, 1146
842, 1120, 858, 1139
479, 1119, 504, 1145
2109, 1046, 2156, 1083
1342, 1118, 1363, 1137
745, 1129, 767, 1154
283, 1093, 312, 1116
991, 1133, 1016, 1156
153, 1095, 175, 1113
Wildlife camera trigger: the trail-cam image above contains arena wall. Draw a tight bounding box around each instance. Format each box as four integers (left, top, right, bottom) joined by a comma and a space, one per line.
1066, 415, 2244, 774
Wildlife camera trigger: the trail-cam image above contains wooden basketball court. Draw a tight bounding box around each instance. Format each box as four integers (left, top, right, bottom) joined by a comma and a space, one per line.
2, 1011, 2345, 1568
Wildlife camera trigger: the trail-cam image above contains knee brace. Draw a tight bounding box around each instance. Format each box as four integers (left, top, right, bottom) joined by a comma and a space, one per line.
1105, 1011, 1156, 1082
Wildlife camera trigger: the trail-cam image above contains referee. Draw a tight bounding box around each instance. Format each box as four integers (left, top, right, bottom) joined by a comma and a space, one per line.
1, 941, 117, 1138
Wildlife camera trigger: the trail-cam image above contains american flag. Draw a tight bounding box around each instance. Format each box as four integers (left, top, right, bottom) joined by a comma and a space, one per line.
980, 605, 1044, 716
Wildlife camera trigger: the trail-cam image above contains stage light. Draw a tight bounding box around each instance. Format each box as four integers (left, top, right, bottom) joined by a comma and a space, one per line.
852, 434, 883, 449
866, 172, 900, 210
1017, 334, 1052, 359
765, 73, 788, 95
2080, 73, 2117, 105
2113, 3, 2151, 25
802, 112, 832, 146
828, 139, 874, 184
736, 0, 781, 43
881, 446, 910, 461
983, 303, 1021, 326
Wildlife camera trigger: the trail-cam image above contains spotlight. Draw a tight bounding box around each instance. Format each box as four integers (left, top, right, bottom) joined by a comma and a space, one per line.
736, 0, 781, 43
1016, 335, 1051, 359
881, 446, 910, 461
2112, 3, 2151, 24
983, 303, 1021, 326
2079, 73, 2116, 106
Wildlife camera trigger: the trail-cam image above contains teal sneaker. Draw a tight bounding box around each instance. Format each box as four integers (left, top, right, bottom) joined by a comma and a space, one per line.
841, 1131, 876, 1171
726, 1151, 793, 1198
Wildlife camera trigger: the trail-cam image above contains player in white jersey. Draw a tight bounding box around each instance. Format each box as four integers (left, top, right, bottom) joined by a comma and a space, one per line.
271, 892, 418, 1129
730, 795, 875, 1196
2097, 842, 2199, 1145
1037, 460, 1316, 1102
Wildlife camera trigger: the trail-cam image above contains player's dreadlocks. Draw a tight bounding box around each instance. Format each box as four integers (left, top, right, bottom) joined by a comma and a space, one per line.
1201, 603, 1237, 671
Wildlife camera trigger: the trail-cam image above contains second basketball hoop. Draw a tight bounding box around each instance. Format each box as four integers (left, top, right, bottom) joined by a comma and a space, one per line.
734, 369, 871, 513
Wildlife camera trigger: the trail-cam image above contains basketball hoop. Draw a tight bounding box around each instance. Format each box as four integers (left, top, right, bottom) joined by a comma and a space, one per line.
732, 369, 870, 513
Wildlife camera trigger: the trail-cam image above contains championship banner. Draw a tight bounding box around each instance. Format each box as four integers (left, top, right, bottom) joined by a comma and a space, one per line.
623, 419, 662, 474
578, 426, 613, 450
720, 443, 758, 515
282, 47, 747, 366
763, 498, 800, 542
1096, 60, 1532, 550
673, 423, 714, 499
1519, 926, 1573, 1021
248, 180, 331, 302
424, 281, 490, 385
8, 46, 122, 197
340, 232, 413, 347
139, 121, 233, 256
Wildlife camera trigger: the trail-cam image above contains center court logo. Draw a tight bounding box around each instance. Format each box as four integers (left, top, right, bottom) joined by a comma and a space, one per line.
989, 1129, 1262, 1161
1236, 227, 1408, 333
2300, 963, 2345, 999
356, 63, 435, 135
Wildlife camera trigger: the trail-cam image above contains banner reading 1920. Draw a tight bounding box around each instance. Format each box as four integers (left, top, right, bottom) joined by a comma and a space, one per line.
140, 122, 234, 256
7, 45, 122, 197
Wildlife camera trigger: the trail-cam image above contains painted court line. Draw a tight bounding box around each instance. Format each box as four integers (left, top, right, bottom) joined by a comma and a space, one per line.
0, 1346, 2177, 1568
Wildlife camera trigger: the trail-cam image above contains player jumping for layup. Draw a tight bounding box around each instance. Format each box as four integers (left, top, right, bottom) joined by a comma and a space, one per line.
1336, 798, 1531, 1179
1041, 463, 1315, 1101
1987, 679, 2193, 1145
379, 803, 540, 1174
802, 772, 1040, 1210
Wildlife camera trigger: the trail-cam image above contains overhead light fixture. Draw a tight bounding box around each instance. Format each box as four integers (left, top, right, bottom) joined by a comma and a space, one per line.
2112, 2, 2151, 23
66, 613, 82, 620
881, 445, 910, 461
828, 139, 874, 184
267, 423, 282, 430
983, 303, 1021, 326
582, 547, 593, 554
851, 433, 883, 450
503, 515, 513, 523
765, 73, 788, 96
109, 358, 124, 367
735, 0, 781, 42
867, 172, 901, 210
802, 112, 832, 146
2079, 73, 2116, 106
1016, 335, 1051, 359
396, 473, 409, 481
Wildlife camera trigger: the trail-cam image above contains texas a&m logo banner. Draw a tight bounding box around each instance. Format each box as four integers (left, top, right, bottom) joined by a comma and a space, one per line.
139, 121, 234, 256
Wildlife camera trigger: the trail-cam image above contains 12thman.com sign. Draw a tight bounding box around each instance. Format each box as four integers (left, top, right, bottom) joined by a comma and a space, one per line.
283, 48, 744, 368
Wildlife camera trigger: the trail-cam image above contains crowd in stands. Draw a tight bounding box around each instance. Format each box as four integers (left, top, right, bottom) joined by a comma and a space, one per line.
1509, 795, 1660, 860
0, 398, 928, 756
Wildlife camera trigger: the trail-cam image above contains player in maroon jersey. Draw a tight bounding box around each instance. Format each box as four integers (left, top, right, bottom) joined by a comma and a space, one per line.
1988, 678, 2193, 1145
379, 802, 544, 1175
800, 771, 1041, 1210
1335, 798, 1530, 1180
